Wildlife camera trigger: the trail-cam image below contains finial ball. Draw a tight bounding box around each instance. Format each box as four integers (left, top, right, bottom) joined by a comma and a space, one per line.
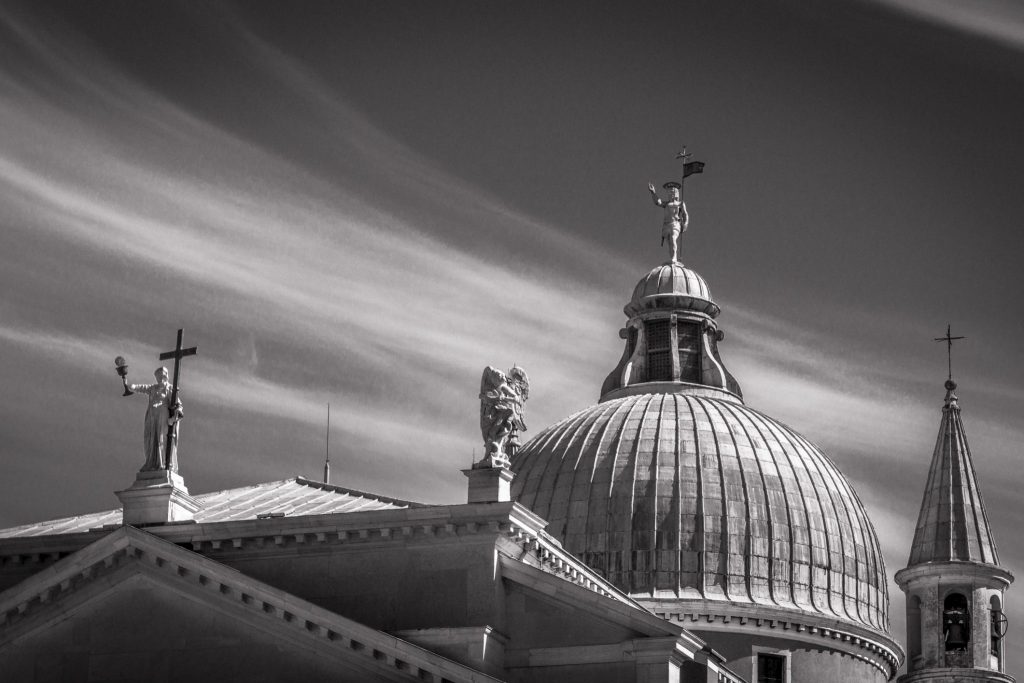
944, 379, 957, 391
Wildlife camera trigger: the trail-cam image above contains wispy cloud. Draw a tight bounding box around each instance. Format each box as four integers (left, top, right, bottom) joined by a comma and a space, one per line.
0, 4, 641, 513
862, 0, 1024, 51
2, 2, 1024, 666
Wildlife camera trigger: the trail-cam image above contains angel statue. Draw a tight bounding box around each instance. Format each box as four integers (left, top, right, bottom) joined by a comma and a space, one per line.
478, 365, 530, 468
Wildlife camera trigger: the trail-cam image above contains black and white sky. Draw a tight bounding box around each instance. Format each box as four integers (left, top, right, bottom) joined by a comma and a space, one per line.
2, 0, 1023, 671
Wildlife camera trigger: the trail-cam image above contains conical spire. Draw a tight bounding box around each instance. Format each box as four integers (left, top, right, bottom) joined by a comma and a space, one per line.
907, 380, 1000, 566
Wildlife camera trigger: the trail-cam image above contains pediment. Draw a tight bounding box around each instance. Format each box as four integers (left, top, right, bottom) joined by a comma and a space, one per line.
0, 526, 498, 683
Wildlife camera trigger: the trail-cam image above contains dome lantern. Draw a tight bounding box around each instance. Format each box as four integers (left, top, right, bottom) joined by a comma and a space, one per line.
511, 159, 903, 680
600, 261, 741, 402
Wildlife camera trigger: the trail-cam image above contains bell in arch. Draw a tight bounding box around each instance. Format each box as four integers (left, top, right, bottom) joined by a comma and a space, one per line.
943, 593, 971, 651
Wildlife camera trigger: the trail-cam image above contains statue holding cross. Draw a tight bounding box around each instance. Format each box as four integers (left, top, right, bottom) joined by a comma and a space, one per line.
116, 329, 197, 472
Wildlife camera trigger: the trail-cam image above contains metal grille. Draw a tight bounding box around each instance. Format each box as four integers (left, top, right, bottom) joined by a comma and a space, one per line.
646, 319, 673, 381
646, 319, 671, 350
647, 350, 671, 381
757, 654, 786, 683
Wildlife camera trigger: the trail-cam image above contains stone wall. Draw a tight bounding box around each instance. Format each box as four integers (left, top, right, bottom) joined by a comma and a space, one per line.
695, 631, 888, 683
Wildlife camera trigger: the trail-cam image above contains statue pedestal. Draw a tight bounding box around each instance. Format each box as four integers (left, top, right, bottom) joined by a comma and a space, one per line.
462, 466, 515, 504
116, 469, 201, 526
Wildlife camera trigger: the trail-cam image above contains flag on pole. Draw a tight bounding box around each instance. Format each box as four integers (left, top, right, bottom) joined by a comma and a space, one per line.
683, 161, 705, 178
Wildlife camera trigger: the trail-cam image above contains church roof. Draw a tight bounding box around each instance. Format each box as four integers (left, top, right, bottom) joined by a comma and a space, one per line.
907, 381, 1000, 566
0, 477, 423, 539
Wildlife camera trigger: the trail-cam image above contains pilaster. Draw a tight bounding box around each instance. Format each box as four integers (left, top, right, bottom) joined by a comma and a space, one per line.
920, 583, 940, 668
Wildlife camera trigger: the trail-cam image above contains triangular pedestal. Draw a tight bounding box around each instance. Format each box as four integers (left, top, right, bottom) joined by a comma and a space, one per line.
116, 469, 201, 526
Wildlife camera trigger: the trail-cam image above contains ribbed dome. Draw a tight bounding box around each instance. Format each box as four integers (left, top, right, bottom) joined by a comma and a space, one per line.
511, 391, 889, 634
627, 262, 720, 318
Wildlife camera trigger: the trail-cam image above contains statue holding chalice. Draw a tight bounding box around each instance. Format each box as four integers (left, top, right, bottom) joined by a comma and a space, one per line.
116, 357, 183, 472
114, 356, 132, 396
115, 330, 197, 473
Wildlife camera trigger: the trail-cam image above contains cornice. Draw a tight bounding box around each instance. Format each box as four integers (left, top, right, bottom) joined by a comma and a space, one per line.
501, 512, 640, 605
0, 501, 634, 609
642, 600, 904, 680
895, 561, 1014, 591
898, 669, 1015, 683
0, 502, 523, 565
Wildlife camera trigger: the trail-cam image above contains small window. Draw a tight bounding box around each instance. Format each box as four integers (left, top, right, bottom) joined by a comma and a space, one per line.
677, 321, 700, 382
645, 320, 672, 381
646, 319, 671, 348
757, 653, 787, 683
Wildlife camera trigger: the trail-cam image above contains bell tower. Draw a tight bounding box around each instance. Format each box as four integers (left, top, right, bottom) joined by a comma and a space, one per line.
895, 377, 1014, 682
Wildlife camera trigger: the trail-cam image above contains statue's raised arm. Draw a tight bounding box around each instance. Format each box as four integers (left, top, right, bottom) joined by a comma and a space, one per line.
648, 182, 665, 207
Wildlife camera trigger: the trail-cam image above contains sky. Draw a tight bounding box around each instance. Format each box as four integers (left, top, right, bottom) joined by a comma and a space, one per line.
1, 0, 1023, 673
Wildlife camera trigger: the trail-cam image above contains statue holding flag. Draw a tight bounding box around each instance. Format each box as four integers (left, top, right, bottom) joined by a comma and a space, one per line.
648, 149, 705, 263
648, 182, 687, 262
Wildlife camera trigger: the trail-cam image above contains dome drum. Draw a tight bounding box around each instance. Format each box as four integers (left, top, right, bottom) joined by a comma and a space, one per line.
601, 311, 741, 400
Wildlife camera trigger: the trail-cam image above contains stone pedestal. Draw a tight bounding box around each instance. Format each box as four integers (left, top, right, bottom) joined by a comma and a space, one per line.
462, 466, 515, 504
116, 469, 201, 526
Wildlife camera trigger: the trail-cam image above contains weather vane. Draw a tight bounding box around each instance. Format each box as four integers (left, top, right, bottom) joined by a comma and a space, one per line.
648, 147, 705, 263
933, 323, 965, 383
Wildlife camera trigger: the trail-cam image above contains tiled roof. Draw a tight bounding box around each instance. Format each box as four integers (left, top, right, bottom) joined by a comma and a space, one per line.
908, 382, 999, 566
511, 391, 890, 635
0, 477, 423, 539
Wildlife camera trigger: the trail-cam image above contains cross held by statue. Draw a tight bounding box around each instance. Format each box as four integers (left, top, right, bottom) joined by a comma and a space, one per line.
159, 328, 197, 470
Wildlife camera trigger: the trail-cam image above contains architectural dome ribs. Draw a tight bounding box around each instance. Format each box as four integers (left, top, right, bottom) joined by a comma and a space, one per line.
512, 392, 890, 634
512, 250, 898, 675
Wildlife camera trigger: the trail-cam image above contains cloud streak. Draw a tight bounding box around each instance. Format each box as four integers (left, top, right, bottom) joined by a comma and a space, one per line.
2, 2, 1023, 671
862, 0, 1024, 51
